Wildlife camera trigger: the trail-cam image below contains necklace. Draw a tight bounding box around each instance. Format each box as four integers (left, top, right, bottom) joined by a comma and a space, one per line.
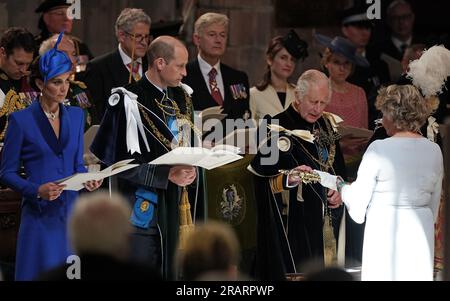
39, 99, 60, 121
43, 110, 59, 121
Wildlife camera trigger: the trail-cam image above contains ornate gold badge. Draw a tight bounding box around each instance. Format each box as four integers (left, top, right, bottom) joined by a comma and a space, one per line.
140, 200, 150, 212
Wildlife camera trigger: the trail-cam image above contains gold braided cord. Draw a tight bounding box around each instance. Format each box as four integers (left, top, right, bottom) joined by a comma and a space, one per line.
0, 90, 26, 140
139, 105, 182, 149
137, 89, 201, 150
0, 90, 25, 117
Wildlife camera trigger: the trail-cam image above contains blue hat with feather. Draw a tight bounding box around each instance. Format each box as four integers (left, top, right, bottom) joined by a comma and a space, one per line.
39, 32, 72, 82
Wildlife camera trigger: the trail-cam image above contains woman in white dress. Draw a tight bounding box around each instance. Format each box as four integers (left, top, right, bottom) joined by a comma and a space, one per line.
335, 85, 443, 281
249, 30, 307, 121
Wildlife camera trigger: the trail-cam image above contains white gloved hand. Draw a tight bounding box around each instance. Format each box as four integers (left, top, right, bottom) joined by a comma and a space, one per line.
314, 170, 338, 191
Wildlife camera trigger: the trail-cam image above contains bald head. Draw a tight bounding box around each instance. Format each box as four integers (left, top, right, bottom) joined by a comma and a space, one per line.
146, 35, 188, 88
147, 35, 187, 66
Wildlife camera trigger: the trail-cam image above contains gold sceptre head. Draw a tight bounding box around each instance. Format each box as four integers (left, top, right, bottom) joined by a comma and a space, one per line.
279, 169, 321, 184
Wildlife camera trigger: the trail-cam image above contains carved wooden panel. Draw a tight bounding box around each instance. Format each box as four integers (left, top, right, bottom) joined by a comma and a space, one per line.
0, 189, 21, 262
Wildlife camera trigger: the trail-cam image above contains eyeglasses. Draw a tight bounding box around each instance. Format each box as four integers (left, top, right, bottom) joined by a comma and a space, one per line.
123, 31, 151, 43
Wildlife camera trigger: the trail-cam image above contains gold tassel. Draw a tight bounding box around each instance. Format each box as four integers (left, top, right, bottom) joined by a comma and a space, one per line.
323, 214, 337, 267
178, 187, 194, 250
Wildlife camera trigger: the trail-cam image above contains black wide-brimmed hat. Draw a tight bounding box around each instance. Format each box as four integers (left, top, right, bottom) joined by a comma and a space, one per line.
315, 33, 369, 67
35, 0, 70, 13
340, 0, 374, 27
281, 29, 308, 61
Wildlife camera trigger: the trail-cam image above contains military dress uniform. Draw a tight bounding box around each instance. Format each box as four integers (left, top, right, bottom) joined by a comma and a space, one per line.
66, 79, 98, 128
0, 70, 33, 143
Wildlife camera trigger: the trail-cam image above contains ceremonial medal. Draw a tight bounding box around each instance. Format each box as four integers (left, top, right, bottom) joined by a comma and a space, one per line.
140, 200, 150, 212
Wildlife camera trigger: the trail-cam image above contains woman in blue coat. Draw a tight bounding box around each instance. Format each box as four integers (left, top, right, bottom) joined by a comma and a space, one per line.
0, 33, 101, 281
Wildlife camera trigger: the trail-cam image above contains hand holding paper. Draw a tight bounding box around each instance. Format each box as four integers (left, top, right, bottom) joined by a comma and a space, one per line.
57, 159, 139, 191
149, 146, 242, 170
314, 170, 339, 191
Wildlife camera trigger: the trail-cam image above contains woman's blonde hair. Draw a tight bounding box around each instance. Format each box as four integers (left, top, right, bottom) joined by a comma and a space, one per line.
375, 84, 438, 132
320, 48, 355, 76
176, 220, 239, 280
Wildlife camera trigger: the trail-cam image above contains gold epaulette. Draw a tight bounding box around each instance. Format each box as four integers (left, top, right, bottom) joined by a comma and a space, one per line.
0, 90, 24, 117
0, 90, 25, 140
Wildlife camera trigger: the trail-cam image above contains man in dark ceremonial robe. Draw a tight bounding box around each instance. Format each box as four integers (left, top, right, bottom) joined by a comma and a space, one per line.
248, 70, 350, 280
91, 36, 200, 280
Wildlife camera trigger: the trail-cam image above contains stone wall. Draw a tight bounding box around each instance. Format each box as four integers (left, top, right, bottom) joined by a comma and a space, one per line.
0, 0, 180, 57
0, 0, 351, 85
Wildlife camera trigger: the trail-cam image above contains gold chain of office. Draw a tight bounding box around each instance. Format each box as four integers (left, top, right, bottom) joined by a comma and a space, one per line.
139, 91, 201, 150
294, 118, 338, 173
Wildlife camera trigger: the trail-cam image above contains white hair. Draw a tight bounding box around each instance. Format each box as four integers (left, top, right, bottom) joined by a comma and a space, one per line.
295, 69, 332, 102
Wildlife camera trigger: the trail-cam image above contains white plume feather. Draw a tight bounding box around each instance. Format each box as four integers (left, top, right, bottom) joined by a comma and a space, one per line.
407, 45, 450, 97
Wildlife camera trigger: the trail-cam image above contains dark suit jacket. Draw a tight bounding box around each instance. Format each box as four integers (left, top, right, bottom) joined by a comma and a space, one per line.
381, 34, 424, 61
183, 58, 250, 120
83, 48, 148, 122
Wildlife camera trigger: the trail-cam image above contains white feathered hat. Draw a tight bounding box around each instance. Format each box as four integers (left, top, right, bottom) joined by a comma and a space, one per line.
407, 45, 450, 97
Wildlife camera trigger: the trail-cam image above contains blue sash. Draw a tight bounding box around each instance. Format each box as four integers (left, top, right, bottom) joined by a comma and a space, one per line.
130, 188, 158, 229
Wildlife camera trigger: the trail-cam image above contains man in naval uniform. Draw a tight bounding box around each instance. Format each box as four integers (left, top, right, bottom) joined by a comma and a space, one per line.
0, 27, 35, 144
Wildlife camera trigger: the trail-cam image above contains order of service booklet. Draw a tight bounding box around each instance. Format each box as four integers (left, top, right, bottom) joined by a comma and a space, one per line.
148, 145, 242, 170
56, 159, 139, 191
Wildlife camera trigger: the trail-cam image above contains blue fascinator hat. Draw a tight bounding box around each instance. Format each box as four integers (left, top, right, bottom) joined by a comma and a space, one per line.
39, 32, 72, 82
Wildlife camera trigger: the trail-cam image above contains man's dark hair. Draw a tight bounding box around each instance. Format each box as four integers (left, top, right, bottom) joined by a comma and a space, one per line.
0, 27, 36, 56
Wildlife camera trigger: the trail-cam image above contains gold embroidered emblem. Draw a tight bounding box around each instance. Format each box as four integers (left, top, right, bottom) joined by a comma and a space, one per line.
140, 200, 150, 212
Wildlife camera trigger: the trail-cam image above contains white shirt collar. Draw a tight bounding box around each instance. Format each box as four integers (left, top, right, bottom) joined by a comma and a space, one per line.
197, 54, 221, 77
197, 54, 225, 99
118, 44, 143, 66
391, 36, 412, 52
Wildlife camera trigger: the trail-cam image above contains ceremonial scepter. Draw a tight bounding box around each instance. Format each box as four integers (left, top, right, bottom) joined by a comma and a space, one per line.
278, 169, 321, 184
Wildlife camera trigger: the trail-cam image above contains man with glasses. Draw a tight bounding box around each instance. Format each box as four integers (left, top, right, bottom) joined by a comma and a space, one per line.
34, 0, 93, 66
383, 0, 422, 61
84, 8, 151, 121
